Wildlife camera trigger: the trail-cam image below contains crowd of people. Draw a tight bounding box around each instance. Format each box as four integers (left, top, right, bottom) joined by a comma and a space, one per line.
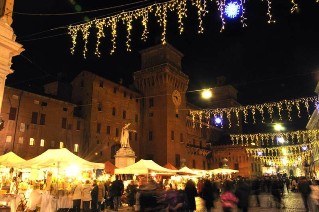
68, 174, 319, 212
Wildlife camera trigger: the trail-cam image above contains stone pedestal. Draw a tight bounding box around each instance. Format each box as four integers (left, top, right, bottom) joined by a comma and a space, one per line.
115, 147, 136, 168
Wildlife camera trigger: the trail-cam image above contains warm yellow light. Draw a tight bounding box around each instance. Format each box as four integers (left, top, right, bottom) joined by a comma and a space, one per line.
274, 123, 284, 131
66, 165, 80, 177
201, 89, 212, 99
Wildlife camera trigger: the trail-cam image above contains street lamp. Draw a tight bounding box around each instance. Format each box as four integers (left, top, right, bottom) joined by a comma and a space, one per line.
273, 123, 285, 132
201, 89, 213, 99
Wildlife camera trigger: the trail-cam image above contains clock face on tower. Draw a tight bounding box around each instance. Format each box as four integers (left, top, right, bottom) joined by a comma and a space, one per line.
172, 90, 182, 106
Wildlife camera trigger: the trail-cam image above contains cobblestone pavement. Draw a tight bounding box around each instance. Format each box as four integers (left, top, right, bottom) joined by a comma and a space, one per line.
196, 192, 308, 212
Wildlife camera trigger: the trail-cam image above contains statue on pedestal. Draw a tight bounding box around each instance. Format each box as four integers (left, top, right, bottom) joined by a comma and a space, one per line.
120, 123, 136, 148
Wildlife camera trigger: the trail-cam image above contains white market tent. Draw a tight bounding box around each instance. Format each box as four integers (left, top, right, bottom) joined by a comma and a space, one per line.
114, 159, 177, 175
209, 168, 239, 175
15, 148, 104, 170
177, 166, 198, 175
0, 151, 25, 167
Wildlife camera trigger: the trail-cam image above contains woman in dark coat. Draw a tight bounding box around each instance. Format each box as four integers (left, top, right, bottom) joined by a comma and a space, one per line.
184, 179, 198, 211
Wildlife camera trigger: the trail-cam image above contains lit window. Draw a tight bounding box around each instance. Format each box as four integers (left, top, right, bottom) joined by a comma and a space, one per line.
40, 139, 45, 147
29, 138, 34, 146
6, 136, 12, 143
74, 144, 79, 152
18, 137, 24, 144
60, 142, 64, 148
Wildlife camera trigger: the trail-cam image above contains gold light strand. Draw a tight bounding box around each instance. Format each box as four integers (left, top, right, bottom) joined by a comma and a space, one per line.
290, 0, 299, 13
140, 7, 152, 42
176, 0, 188, 34
155, 3, 168, 44
94, 18, 106, 57
235, 108, 240, 126
79, 22, 92, 58
190, 96, 319, 128
264, 0, 276, 23
216, 0, 226, 32
192, 0, 208, 33
68, 25, 80, 55
124, 12, 133, 52
231, 130, 319, 146
107, 16, 118, 55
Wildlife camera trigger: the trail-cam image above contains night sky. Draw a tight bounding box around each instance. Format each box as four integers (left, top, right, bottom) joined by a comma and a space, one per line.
8, 0, 319, 131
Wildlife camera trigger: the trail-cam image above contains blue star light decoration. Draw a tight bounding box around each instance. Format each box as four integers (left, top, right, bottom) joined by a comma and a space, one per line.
225, 1, 240, 19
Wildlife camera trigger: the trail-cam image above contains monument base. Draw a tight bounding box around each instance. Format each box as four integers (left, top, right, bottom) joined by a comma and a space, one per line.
115, 147, 136, 168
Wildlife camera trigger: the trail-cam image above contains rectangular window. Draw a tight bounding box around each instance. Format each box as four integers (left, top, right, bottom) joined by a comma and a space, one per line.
62, 118, 67, 129
98, 103, 102, 112
251, 163, 254, 172
74, 144, 79, 152
6, 136, 12, 143
29, 138, 34, 146
234, 163, 239, 170
113, 87, 117, 93
135, 133, 138, 141
50, 140, 55, 148
149, 131, 153, 141
107, 126, 111, 134
116, 128, 119, 137
112, 107, 116, 116
171, 131, 174, 141
40, 139, 45, 147
180, 133, 184, 143
40, 114, 46, 125
18, 137, 24, 144
149, 98, 154, 107
31, 112, 38, 124
193, 160, 196, 169
123, 110, 126, 119
175, 154, 180, 168
76, 120, 81, 130
129, 132, 132, 141
99, 80, 104, 87
203, 161, 206, 170
9, 107, 17, 120
60, 142, 64, 148
97, 123, 101, 134
146, 154, 154, 160
135, 114, 138, 123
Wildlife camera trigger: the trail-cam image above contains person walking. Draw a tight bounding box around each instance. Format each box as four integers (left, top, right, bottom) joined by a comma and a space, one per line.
97, 180, 106, 211
91, 180, 99, 212
82, 180, 92, 212
72, 181, 82, 212
184, 179, 198, 212
201, 179, 215, 212
110, 175, 124, 211
220, 180, 238, 212
235, 179, 250, 212
299, 176, 311, 212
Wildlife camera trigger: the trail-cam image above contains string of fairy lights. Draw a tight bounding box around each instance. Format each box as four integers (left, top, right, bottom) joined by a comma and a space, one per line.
230, 129, 319, 146
190, 96, 318, 128
67, 0, 317, 58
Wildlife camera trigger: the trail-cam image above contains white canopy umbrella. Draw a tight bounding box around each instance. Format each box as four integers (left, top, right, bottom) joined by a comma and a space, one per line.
114, 159, 177, 175
15, 148, 104, 170
0, 152, 25, 167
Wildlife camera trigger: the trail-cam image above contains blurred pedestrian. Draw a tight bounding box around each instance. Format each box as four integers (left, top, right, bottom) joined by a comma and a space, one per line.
91, 180, 99, 212
184, 179, 198, 212
235, 180, 250, 212
220, 180, 238, 212
299, 176, 311, 211
201, 179, 216, 212
72, 181, 82, 212
110, 175, 124, 211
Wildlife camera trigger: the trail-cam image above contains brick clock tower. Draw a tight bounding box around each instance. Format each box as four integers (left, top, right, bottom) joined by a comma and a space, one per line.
134, 44, 189, 166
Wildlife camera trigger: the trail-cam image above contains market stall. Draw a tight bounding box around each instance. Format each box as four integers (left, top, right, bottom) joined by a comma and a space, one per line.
11, 148, 105, 212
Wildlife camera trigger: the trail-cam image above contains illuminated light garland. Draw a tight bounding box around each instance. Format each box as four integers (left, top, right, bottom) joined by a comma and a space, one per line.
290, 0, 299, 13
246, 141, 318, 156
231, 129, 319, 146
192, 0, 209, 33
67, 0, 313, 56
190, 96, 318, 129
